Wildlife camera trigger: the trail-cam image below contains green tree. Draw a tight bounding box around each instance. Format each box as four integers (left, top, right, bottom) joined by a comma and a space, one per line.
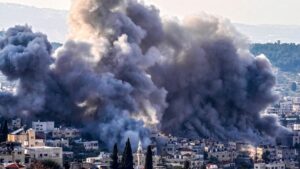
203, 151, 208, 160
251, 43, 300, 72
184, 160, 190, 169
111, 143, 119, 169
208, 156, 218, 164
30, 160, 62, 169
41, 160, 62, 169
291, 82, 297, 91
121, 138, 134, 169
144, 145, 153, 169
0, 120, 8, 142
262, 151, 271, 163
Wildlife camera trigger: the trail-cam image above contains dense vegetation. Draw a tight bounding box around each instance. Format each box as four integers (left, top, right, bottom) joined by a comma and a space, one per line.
251, 42, 300, 72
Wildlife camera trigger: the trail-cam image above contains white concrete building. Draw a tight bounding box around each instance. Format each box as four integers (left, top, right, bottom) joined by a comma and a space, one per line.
32, 121, 55, 133
7, 128, 45, 148
8, 118, 22, 130
25, 146, 63, 166
208, 150, 236, 163
83, 141, 99, 151
86, 152, 111, 169
254, 162, 285, 169
0, 144, 25, 164
292, 97, 300, 112
206, 164, 218, 169
290, 123, 300, 131
292, 131, 300, 146
279, 101, 293, 114
52, 127, 80, 139
254, 163, 266, 169
46, 139, 69, 148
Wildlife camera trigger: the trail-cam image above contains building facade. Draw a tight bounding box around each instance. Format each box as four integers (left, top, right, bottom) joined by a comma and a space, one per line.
25, 146, 63, 166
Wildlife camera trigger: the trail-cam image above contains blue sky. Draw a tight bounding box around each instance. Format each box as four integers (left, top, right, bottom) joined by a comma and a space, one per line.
0, 0, 299, 25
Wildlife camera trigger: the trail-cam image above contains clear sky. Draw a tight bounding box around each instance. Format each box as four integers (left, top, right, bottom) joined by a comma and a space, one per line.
0, 0, 299, 25
0, 0, 71, 10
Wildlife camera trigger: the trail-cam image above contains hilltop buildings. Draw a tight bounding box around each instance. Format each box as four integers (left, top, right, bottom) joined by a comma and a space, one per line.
0, 116, 300, 169
7, 128, 45, 148
1, 70, 300, 168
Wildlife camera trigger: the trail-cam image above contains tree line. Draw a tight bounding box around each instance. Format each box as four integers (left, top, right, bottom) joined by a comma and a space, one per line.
0, 120, 8, 143
251, 42, 300, 73
111, 138, 153, 169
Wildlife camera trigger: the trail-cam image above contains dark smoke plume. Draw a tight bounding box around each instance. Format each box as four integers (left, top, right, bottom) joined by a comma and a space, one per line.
0, 0, 288, 148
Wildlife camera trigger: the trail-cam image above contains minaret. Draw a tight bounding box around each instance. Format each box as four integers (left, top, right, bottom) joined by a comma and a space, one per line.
137, 140, 143, 168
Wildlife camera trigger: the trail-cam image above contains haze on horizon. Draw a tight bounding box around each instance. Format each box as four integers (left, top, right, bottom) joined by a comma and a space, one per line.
1, 0, 300, 43
0, 0, 300, 25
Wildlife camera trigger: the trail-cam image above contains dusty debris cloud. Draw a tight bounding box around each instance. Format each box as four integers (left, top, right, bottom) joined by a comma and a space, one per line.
0, 0, 288, 148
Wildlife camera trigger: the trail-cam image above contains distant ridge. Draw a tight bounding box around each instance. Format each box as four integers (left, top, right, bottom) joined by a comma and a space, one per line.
0, 3, 68, 42
235, 23, 300, 44
1, 3, 300, 43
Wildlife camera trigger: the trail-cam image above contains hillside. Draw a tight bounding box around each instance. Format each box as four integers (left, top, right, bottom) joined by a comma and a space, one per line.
251, 43, 300, 72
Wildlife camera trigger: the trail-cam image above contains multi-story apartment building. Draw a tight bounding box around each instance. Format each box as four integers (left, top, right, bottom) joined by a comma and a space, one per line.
25, 146, 63, 166
0, 143, 25, 164
7, 128, 45, 148
46, 139, 69, 148
52, 127, 80, 139
83, 141, 99, 151
254, 162, 285, 169
32, 121, 55, 133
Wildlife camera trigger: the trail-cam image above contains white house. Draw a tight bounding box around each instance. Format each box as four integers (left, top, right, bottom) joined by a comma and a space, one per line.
32, 121, 55, 133
254, 162, 285, 169
46, 139, 69, 148
25, 146, 63, 166
52, 127, 80, 139
86, 152, 111, 169
83, 141, 99, 151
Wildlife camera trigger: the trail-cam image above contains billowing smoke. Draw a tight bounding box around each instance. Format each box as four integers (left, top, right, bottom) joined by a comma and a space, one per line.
0, 26, 52, 116
0, 0, 288, 148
